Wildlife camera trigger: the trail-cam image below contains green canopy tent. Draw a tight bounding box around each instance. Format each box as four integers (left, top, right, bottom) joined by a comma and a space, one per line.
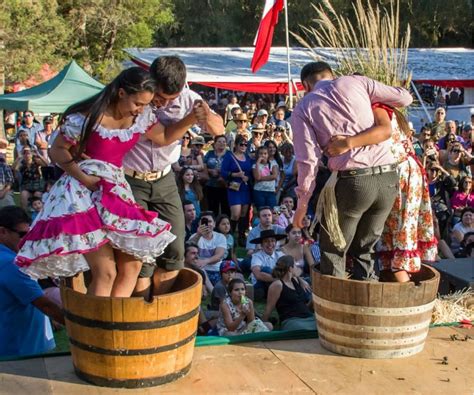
0, 60, 104, 113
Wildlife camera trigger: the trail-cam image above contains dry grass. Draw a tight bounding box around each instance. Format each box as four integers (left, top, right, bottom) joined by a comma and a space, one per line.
432, 289, 474, 325
293, 0, 411, 88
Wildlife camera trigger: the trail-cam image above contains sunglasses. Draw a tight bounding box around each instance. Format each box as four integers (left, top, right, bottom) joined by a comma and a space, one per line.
253, 132, 263, 135
7, 228, 28, 238
451, 149, 461, 153
239, 143, 248, 146
183, 136, 190, 140
236, 120, 247, 123
24, 114, 33, 118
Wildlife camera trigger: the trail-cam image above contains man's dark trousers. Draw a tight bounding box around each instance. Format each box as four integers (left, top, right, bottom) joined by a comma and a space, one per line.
126, 171, 185, 276
319, 170, 398, 280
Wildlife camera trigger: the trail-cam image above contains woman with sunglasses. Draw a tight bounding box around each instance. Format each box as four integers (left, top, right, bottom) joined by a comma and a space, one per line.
221, 134, 253, 246
172, 130, 193, 172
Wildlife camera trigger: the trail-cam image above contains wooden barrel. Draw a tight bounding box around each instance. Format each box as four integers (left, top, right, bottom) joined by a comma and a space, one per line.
312, 265, 440, 359
60, 268, 202, 388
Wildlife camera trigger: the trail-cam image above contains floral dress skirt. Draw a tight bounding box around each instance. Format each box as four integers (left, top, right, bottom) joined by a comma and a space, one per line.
379, 155, 437, 273
16, 159, 176, 279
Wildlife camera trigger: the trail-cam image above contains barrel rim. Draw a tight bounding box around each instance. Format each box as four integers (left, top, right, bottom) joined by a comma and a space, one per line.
74, 363, 192, 388
312, 264, 440, 289
63, 267, 202, 303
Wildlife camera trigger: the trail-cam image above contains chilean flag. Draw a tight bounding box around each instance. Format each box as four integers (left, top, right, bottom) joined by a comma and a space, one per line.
250, 0, 284, 73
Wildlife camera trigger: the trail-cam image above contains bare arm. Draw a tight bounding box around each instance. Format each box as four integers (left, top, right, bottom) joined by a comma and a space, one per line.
221, 300, 247, 332
196, 246, 226, 267
263, 281, 282, 321
50, 134, 99, 191
146, 113, 196, 146
252, 266, 274, 283
32, 295, 65, 325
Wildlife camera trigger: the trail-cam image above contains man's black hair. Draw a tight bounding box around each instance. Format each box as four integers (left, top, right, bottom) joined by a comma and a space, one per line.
0, 206, 31, 228
300, 61, 333, 84
149, 56, 187, 95
182, 199, 194, 208
200, 211, 215, 221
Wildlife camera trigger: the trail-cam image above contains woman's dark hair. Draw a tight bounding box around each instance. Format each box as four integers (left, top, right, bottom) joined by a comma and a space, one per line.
176, 167, 203, 201
213, 134, 227, 144
234, 135, 248, 152
227, 278, 246, 294
264, 140, 283, 168
215, 214, 231, 234
459, 176, 472, 193
272, 255, 295, 279
62, 67, 155, 160
460, 206, 474, 221
0, 206, 31, 228
279, 142, 294, 155
149, 56, 186, 95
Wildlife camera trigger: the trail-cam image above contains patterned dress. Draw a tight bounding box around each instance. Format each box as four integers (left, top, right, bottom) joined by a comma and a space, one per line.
16, 108, 176, 279
378, 105, 437, 273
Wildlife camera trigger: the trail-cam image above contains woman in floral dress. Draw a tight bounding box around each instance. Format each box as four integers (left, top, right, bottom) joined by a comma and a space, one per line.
326, 103, 437, 282
16, 67, 199, 297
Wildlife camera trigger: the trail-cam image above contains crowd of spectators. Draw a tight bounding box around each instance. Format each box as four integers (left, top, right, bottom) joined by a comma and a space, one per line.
1, 90, 473, 343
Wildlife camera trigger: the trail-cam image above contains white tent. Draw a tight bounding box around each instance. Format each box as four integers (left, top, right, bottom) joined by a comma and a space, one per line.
125, 47, 474, 94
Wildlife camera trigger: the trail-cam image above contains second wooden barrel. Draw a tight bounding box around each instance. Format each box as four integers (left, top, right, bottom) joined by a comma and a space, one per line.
312, 265, 440, 359
61, 268, 202, 388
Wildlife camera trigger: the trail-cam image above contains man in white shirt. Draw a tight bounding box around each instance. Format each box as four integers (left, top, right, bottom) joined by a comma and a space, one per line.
188, 211, 227, 286
250, 229, 286, 301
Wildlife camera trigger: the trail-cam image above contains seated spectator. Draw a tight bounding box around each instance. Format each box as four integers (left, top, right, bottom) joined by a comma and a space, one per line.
0, 206, 64, 357
215, 214, 236, 262
450, 176, 474, 220
250, 229, 286, 301
277, 196, 295, 228
177, 167, 203, 219
216, 278, 271, 336
188, 211, 227, 285
243, 207, 285, 272
14, 147, 47, 209
451, 207, 474, 254
209, 260, 240, 312
184, 242, 213, 297
0, 154, 15, 209
456, 231, 474, 258
281, 224, 316, 279
263, 256, 316, 331
252, 146, 278, 209
30, 196, 44, 222
183, 200, 197, 242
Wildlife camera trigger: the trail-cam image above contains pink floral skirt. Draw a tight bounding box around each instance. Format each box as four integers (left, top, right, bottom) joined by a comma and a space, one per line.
16, 160, 175, 279
378, 156, 437, 273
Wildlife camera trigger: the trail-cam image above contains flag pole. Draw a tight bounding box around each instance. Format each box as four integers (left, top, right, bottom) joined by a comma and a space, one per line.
284, 0, 293, 109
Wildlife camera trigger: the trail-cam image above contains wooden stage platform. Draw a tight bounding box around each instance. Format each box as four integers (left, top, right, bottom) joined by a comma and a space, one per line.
1, 326, 473, 394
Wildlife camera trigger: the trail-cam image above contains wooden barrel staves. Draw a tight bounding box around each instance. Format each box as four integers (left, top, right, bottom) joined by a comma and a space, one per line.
312, 265, 440, 359
60, 268, 202, 388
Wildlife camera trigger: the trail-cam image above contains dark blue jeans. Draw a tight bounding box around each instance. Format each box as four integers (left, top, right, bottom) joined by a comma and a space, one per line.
253, 190, 276, 210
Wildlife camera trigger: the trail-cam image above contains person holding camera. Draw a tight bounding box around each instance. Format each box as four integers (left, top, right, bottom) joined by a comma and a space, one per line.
14, 147, 47, 209
188, 211, 227, 285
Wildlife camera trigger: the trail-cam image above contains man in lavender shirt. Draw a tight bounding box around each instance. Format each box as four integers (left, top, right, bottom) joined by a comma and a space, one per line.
123, 56, 224, 297
291, 62, 413, 280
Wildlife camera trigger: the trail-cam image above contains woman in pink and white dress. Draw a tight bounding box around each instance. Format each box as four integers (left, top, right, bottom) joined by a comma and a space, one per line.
16, 67, 199, 297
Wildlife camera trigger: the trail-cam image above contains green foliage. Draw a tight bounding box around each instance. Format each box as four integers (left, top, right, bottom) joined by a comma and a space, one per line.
1, 0, 472, 85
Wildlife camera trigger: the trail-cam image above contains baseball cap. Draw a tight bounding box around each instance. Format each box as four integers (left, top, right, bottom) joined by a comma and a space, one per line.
275, 120, 287, 130
43, 116, 53, 124
277, 101, 287, 109
257, 109, 268, 117
220, 260, 238, 273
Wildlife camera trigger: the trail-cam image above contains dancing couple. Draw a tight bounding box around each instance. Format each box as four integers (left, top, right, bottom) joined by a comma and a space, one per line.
292, 61, 437, 283
16, 58, 224, 297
